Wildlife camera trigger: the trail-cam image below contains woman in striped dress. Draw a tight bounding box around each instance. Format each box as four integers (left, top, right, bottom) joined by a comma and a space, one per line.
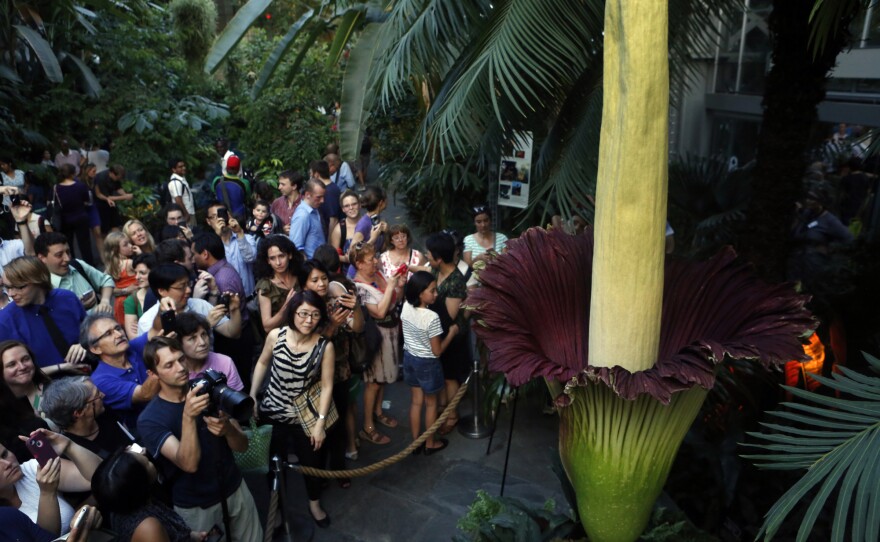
250, 290, 336, 528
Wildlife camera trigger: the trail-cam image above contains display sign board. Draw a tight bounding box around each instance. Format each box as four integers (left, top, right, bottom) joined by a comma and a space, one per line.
497, 131, 533, 209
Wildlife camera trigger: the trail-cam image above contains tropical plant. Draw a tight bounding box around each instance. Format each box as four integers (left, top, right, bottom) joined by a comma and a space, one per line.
338, 0, 740, 223
668, 155, 753, 257
203, 0, 378, 99
466, 3, 816, 541
742, 352, 880, 542
454, 489, 576, 542
169, 0, 218, 68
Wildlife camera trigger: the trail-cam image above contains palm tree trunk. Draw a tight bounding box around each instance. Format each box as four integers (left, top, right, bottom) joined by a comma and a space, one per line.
739, 0, 856, 281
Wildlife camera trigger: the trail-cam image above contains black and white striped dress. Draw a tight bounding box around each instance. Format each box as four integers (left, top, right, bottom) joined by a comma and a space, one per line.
260, 327, 327, 425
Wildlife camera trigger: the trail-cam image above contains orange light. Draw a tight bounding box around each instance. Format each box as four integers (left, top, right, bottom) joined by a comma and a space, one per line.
784, 332, 825, 392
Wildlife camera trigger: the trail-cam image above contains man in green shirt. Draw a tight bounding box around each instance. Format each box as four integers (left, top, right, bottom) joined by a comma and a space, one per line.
35, 232, 114, 314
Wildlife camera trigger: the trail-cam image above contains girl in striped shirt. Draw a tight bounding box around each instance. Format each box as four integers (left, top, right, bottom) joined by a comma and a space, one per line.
401, 271, 459, 455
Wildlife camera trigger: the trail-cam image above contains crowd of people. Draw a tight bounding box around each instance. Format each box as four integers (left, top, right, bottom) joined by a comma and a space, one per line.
0, 137, 508, 540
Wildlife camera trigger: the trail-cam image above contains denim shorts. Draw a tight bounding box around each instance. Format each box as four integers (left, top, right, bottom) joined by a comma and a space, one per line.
403, 351, 445, 395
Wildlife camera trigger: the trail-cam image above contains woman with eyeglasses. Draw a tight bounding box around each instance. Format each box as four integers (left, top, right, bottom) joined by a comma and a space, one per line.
462, 205, 508, 266
40, 376, 134, 459
0, 257, 89, 375
0, 341, 52, 463
350, 242, 404, 445
329, 189, 362, 273
380, 223, 429, 282
254, 236, 304, 333
299, 260, 363, 486
250, 290, 336, 527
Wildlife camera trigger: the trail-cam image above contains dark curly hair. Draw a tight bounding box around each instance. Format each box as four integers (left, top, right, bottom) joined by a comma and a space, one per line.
254, 235, 303, 281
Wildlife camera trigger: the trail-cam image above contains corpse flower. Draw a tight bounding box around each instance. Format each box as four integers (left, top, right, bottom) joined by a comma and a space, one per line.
469, 228, 815, 541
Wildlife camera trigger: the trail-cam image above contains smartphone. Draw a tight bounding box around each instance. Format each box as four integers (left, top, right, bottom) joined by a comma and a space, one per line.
206, 524, 224, 542
218, 293, 231, 309
160, 310, 177, 334
396, 263, 408, 276
370, 214, 381, 227
217, 208, 229, 221
25, 433, 58, 467
71, 506, 90, 530
10, 194, 21, 206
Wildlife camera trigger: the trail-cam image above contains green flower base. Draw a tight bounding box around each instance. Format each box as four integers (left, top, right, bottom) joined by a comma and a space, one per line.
559, 383, 709, 542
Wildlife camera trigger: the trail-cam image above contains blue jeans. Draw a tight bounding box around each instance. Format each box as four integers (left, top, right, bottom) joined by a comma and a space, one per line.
403, 351, 444, 394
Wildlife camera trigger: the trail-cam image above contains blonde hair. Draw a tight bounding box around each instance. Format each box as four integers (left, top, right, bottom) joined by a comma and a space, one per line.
348, 241, 376, 266
2, 256, 52, 293
102, 231, 129, 279
123, 219, 155, 253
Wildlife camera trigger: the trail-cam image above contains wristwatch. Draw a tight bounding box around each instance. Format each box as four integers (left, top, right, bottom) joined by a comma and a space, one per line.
318, 414, 326, 421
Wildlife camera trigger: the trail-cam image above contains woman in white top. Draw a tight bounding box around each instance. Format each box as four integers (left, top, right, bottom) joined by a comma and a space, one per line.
462, 205, 508, 266
0, 429, 102, 536
0, 156, 25, 211
400, 271, 459, 455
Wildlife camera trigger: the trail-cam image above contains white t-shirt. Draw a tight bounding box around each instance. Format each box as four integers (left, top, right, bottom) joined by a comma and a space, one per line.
137, 297, 229, 335
0, 238, 25, 277
16, 459, 75, 534
168, 174, 195, 216
1, 169, 25, 209
401, 302, 443, 358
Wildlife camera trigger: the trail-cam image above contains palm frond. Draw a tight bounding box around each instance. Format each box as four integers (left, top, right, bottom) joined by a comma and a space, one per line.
742, 352, 880, 542
13, 24, 63, 83
204, 0, 273, 74
251, 8, 316, 99
668, 0, 740, 98
327, 8, 364, 67
808, 0, 868, 58
420, 0, 602, 159
374, 0, 484, 108
58, 51, 102, 97
339, 23, 388, 161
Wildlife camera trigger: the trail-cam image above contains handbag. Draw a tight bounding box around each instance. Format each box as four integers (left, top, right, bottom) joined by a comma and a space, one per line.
46, 185, 63, 230
232, 418, 273, 474
349, 305, 382, 374
290, 339, 339, 436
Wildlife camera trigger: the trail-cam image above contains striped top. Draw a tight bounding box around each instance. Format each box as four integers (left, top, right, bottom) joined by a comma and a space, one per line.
401, 302, 443, 358
260, 327, 328, 424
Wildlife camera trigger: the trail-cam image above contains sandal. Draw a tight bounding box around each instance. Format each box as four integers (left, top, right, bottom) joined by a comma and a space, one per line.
375, 413, 399, 428
438, 418, 459, 436
424, 438, 449, 456
359, 427, 391, 445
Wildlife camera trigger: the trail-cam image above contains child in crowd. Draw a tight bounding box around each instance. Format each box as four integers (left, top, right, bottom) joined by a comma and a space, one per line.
246, 200, 280, 238
400, 271, 459, 455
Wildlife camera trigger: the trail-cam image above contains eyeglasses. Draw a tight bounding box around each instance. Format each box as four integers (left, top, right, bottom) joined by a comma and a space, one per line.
168, 282, 190, 292
91, 325, 125, 345
295, 311, 321, 321
2, 283, 30, 293
391, 233, 407, 240
85, 390, 105, 405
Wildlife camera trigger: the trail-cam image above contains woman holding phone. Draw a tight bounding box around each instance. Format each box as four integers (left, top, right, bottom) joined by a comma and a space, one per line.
0, 429, 102, 536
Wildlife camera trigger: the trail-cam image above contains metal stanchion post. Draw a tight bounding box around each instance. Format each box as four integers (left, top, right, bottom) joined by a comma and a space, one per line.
459, 357, 492, 439
267, 455, 294, 542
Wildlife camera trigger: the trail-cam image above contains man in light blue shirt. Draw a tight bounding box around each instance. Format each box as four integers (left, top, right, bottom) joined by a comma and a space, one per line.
289, 179, 326, 258
325, 153, 355, 191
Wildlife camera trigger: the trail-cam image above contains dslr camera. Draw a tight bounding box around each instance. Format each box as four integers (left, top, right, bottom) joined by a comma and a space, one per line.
189, 369, 254, 423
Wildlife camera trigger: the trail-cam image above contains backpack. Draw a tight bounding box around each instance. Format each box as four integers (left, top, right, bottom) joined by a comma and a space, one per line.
159, 178, 189, 207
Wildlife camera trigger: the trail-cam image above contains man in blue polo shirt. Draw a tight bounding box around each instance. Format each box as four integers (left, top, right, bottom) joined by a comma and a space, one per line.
83, 314, 160, 432
289, 178, 326, 258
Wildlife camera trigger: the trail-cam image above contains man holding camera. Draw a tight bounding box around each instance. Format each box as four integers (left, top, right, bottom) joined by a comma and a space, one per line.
138, 336, 262, 542
205, 202, 256, 297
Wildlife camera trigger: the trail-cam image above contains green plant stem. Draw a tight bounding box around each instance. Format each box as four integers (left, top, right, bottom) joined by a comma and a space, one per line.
559, 384, 708, 542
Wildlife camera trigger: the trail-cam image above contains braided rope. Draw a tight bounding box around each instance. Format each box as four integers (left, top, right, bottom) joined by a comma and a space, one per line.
293, 375, 471, 478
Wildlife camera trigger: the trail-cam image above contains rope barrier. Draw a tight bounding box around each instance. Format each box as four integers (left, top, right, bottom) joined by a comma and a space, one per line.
290, 374, 472, 478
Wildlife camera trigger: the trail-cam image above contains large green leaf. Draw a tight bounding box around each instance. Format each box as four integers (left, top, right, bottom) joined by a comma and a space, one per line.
58, 51, 102, 97
326, 9, 363, 67
742, 353, 880, 541
339, 23, 386, 161
204, 0, 273, 74
250, 8, 315, 99
13, 25, 63, 83
282, 22, 327, 88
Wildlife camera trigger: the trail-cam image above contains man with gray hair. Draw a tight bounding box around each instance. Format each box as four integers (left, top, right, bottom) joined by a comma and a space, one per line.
82, 314, 160, 433
40, 375, 134, 458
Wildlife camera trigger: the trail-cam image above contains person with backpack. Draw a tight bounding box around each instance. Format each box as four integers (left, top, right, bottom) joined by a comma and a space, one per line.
35, 232, 114, 315
164, 158, 195, 226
